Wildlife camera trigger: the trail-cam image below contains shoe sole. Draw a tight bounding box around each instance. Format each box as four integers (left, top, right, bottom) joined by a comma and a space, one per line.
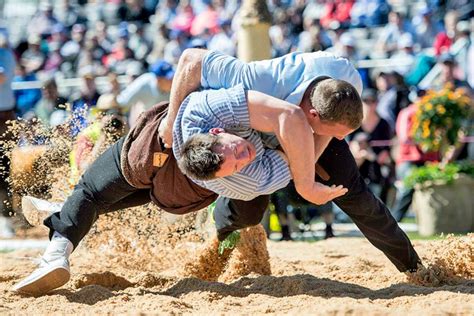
13, 266, 70, 296
22, 197, 51, 226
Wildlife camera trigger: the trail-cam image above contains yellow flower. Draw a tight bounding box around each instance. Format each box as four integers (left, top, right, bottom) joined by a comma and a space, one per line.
437, 105, 446, 114
423, 127, 430, 138
425, 103, 433, 111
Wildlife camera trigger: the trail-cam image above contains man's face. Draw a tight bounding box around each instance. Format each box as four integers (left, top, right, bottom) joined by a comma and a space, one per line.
211, 129, 257, 177
309, 114, 355, 140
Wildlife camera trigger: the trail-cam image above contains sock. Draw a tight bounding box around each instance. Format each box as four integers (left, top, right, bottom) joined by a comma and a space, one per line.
43, 231, 74, 261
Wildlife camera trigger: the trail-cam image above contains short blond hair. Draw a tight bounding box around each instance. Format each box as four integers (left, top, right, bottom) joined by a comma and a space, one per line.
310, 79, 363, 129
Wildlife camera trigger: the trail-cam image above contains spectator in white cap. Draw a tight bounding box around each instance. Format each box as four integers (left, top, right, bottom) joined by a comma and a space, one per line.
116, 60, 174, 127
326, 32, 362, 63
391, 33, 416, 75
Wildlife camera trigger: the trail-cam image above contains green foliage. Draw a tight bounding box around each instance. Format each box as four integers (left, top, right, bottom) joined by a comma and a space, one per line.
218, 230, 241, 254
404, 160, 474, 189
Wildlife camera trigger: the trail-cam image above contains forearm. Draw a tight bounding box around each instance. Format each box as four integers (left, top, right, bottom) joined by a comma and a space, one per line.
313, 135, 332, 163
246, 91, 316, 199
166, 48, 208, 125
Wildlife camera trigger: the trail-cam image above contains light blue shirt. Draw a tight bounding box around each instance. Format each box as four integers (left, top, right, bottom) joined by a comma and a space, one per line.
201, 49, 363, 149
201, 50, 363, 106
0, 48, 16, 111
173, 85, 291, 201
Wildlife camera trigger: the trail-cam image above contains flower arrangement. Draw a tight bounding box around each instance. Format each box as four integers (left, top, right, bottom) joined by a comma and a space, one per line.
411, 85, 472, 154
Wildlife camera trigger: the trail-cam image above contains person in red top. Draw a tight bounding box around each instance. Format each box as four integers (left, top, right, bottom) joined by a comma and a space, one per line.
433, 10, 458, 56
391, 102, 439, 222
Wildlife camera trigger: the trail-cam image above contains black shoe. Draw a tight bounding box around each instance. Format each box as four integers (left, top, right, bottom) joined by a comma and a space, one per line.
324, 225, 335, 239
280, 225, 292, 241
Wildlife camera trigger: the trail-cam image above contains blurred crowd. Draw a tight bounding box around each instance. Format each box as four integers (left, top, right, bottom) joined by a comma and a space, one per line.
0, 0, 473, 238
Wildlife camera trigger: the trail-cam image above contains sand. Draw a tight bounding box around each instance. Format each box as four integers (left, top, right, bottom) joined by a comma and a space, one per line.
1, 115, 472, 315
1, 234, 472, 315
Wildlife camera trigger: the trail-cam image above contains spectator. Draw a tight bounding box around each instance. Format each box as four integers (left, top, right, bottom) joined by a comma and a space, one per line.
376, 11, 416, 57
55, 0, 84, 30
34, 78, 68, 124
453, 20, 472, 81
297, 16, 332, 52
432, 53, 473, 95
412, 6, 443, 49
26, 1, 60, 38
116, 60, 174, 126
326, 31, 362, 63
320, 0, 355, 30
271, 182, 335, 240
117, 0, 152, 23
302, 0, 326, 24
60, 24, 86, 76
147, 23, 169, 64
374, 71, 398, 132
43, 41, 63, 75
390, 33, 416, 75
0, 33, 16, 238
94, 21, 113, 54
128, 23, 152, 61
190, 1, 219, 36
163, 29, 188, 65
350, 0, 390, 27
171, 1, 195, 34
13, 64, 42, 119
391, 103, 439, 222
207, 19, 235, 56
155, 0, 178, 26
433, 10, 458, 56
20, 34, 46, 74
103, 31, 135, 75
349, 89, 393, 198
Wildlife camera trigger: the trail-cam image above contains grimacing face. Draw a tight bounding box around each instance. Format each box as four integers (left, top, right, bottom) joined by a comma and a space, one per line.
210, 128, 257, 178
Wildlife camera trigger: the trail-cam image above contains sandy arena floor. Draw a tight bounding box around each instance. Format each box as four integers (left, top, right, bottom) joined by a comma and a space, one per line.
1, 233, 472, 315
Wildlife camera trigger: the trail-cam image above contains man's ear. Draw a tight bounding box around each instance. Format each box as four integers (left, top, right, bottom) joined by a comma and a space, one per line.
308, 108, 319, 119
209, 127, 225, 135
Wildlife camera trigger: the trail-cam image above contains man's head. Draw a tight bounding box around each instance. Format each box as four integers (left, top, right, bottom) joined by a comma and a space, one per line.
304, 78, 363, 140
178, 128, 257, 180
151, 60, 174, 93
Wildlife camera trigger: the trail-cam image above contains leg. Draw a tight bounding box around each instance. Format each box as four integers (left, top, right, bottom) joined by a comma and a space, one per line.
271, 189, 292, 240
391, 162, 416, 222
317, 138, 421, 272
213, 195, 270, 241
13, 137, 151, 295
44, 137, 151, 249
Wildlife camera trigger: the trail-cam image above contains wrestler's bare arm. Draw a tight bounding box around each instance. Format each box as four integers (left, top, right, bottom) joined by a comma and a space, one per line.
159, 48, 207, 147
246, 91, 347, 205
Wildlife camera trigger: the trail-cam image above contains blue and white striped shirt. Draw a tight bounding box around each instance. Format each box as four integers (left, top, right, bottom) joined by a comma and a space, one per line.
173, 84, 291, 201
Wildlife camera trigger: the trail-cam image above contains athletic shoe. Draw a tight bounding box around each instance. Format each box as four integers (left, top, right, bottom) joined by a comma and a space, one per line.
11, 232, 73, 296
21, 196, 63, 226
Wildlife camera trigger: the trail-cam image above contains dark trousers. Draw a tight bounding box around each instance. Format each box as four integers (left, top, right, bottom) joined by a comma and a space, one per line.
391, 162, 419, 222
44, 137, 268, 249
214, 138, 422, 272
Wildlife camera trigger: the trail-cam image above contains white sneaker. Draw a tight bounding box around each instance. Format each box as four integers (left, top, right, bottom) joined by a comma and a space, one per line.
22, 196, 63, 226
11, 232, 73, 296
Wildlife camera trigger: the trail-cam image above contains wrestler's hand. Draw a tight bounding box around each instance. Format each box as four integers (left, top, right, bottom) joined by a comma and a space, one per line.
158, 116, 173, 148
309, 182, 348, 205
